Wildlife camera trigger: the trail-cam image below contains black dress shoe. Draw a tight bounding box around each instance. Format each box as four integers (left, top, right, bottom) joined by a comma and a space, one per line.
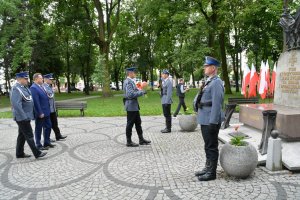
38, 146, 49, 151
56, 135, 67, 141
50, 139, 56, 143
139, 139, 151, 145
161, 128, 171, 133
44, 144, 56, 148
126, 142, 139, 147
16, 153, 32, 158
36, 152, 47, 159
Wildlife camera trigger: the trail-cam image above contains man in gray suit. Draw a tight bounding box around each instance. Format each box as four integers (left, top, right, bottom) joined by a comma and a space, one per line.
43, 73, 67, 141
10, 71, 47, 159
160, 70, 173, 133
194, 56, 225, 181
123, 67, 151, 147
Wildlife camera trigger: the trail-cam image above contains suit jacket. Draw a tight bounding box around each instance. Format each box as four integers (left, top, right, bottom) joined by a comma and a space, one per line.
161, 78, 173, 104
42, 83, 56, 113
10, 82, 35, 122
197, 76, 225, 125
30, 83, 51, 118
123, 78, 145, 111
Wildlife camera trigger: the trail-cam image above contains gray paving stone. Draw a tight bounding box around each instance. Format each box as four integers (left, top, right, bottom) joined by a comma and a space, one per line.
0, 116, 299, 200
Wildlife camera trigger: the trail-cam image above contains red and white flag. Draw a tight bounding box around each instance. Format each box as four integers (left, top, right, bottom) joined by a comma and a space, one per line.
270, 62, 277, 95
265, 60, 271, 91
259, 61, 268, 99
241, 64, 251, 98
248, 63, 259, 98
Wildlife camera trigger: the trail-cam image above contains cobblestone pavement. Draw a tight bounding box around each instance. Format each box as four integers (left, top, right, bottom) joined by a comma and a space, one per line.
0, 116, 299, 200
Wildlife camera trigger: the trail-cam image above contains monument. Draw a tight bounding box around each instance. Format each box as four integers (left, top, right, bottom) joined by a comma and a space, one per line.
219, 1, 300, 170
240, 4, 300, 141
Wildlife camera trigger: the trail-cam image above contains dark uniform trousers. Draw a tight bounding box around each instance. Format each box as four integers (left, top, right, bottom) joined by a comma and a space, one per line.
174, 97, 187, 116
162, 104, 172, 130
50, 112, 62, 139
16, 120, 40, 157
201, 123, 221, 161
126, 111, 143, 141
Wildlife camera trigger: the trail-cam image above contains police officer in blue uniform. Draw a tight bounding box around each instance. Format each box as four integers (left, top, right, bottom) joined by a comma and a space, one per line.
123, 67, 151, 147
160, 70, 173, 133
43, 74, 67, 141
194, 56, 225, 181
10, 72, 47, 159
30, 73, 54, 150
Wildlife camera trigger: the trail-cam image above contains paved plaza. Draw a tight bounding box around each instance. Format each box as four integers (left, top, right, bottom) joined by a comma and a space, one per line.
0, 116, 299, 200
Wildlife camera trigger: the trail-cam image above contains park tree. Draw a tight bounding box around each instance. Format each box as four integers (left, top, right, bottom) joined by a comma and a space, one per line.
82, 0, 121, 97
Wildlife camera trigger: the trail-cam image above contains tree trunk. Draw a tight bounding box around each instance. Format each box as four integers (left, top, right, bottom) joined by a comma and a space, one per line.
150, 66, 154, 91
191, 69, 196, 88
66, 38, 71, 93
100, 42, 112, 97
219, 30, 232, 94
56, 79, 61, 94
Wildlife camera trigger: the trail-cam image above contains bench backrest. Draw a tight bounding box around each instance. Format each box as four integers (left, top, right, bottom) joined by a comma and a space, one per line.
228, 97, 259, 104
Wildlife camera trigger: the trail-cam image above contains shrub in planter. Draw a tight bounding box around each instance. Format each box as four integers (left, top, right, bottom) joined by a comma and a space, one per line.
220, 136, 258, 178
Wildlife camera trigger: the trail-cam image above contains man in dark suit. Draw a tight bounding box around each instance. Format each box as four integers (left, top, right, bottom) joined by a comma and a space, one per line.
30, 73, 55, 150
194, 56, 225, 181
10, 71, 47, 159
42, 73, 67, 141
123, 67, 151, 147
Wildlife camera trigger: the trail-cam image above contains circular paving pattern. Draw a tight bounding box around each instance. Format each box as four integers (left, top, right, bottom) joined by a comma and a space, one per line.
0, 115, 299, 200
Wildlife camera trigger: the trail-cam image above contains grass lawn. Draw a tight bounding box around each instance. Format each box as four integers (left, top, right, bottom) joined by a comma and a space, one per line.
0, 88, 273, 118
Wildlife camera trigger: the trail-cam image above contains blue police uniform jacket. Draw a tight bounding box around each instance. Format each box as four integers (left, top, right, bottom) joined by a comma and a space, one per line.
196, 76, 225, 125
30, 83, 51, 118
161, 78, 173, 104
10, 82, 35, 122
123, 78, 144, 111
42, 83, 56, 113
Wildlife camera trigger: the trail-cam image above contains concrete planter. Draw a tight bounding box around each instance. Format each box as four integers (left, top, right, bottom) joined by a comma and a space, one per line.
220, 142, 258, 178
178, 114, 198, 132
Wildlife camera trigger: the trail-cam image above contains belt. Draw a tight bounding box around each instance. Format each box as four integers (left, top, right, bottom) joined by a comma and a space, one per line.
124, 98, 137, 101
199, 102, 212, 108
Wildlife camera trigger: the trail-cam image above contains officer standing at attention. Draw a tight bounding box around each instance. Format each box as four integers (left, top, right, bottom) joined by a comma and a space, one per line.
194, 56, 224, 181
123, 67, 151, 147
173, 78, 189, 117
160, 70, 173, 133
30, 73, 54, 150
43, 73, 67, 141
10, 72, 47, 159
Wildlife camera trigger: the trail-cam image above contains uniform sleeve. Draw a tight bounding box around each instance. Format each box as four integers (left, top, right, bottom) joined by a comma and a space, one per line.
166, 80, 173, 102
10, 88, 28, 121
125, 82, 144, 99
30, 87, 43, 117
209, 80, 224, 124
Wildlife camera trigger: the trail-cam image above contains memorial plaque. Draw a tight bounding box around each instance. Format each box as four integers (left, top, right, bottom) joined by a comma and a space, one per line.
274, 50, 300, 108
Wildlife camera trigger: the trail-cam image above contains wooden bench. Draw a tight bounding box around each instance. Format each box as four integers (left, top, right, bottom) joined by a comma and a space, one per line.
228, 97, 259, 105
55, 101, 87, 116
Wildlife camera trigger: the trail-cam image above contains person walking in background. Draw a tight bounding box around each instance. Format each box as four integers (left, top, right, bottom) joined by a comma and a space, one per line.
43, 73, 67, 141
10, 71, 47, 159
30, 73, 54, 150
194, 56, 225, 181
160, 70, 173, 133
173, 78, 189, 117
123, 67, 151, 147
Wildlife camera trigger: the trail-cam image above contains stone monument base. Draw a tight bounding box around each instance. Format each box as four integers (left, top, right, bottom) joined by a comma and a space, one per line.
239, 104, 300, 141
